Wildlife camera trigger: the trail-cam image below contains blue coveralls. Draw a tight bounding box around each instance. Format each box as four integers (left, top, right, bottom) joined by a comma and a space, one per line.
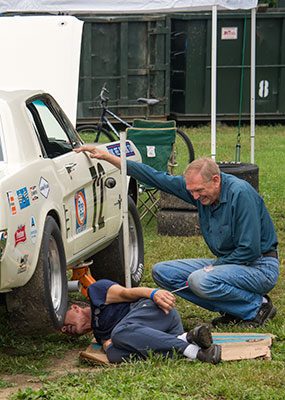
88, 280, 188, 363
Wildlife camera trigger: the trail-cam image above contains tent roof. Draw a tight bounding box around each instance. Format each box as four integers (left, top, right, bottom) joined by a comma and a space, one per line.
0, 0, 258, 13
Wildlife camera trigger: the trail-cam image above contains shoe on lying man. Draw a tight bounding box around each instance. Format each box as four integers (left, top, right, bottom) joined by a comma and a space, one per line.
186, 325, 213, 349
186, 325, 221, 364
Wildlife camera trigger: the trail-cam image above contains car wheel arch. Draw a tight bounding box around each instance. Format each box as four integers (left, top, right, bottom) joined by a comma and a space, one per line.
128, 177, 139, 205
47, 209, 61, 231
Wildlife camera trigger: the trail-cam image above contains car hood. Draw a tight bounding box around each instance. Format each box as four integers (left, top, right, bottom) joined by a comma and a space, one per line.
0, 15, 83, 127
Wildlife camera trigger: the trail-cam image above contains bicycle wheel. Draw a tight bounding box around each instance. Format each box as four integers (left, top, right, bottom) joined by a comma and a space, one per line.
168, 129, 195, 175
76, 125, 117, 143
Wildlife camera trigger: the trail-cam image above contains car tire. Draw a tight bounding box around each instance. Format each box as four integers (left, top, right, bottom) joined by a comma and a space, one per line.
217, 162, 259, 192
90, 196, 144, 287
6, 216, 68, 334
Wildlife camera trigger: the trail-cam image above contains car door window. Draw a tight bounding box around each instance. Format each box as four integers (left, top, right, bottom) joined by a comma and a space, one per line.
27, 96, 81, 159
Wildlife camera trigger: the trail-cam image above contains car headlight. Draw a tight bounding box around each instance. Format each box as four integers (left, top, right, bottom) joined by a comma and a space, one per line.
0, 230, 7, 260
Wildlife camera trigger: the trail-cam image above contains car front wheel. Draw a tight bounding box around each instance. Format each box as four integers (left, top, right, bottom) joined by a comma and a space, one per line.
6, 216, 68, 334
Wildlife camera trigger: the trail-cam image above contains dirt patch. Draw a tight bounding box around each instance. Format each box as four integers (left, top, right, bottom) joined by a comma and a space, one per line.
0, 347, 91, 400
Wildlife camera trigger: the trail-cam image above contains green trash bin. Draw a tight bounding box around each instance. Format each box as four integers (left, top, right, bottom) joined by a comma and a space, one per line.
170, 9, 285, 122
76, 13, 171, 125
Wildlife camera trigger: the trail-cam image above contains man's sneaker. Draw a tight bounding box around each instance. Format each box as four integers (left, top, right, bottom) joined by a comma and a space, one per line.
197, 344, 221, 364
241, 295, 276, 327
186, 325, 213, 349
212, 313, 241, 327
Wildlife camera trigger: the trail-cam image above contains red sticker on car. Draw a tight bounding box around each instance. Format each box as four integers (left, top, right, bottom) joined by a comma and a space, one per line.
15, 225, 26, 247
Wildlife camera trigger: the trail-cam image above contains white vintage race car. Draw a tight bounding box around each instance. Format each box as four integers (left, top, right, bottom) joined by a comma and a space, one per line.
0, 89, 143, 334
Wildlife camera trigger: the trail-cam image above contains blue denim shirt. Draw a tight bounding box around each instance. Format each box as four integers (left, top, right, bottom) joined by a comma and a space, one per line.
127, 160, 278, 265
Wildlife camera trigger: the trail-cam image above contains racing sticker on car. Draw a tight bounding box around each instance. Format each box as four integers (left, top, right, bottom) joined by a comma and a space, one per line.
17, 187, 30, 210
30, 216, 37, 244
18, 254, 28, 274
89, 164, 105, 232
15, 225, 26, 247
29, 185, 39, 201
39, 177, 50, 199
7, 191, 17, 215
106, 141, 135, 158
75, 189, 87, 234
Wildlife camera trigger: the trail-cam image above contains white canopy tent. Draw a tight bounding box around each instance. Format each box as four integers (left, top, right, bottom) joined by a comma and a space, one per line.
0, 1, 257, 13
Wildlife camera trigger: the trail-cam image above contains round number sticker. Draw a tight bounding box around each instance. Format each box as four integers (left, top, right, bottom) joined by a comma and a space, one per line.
75, 191, 87, 227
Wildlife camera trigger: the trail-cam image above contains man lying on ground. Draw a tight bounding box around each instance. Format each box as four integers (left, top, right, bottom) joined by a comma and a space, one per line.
61, 279, 221, 364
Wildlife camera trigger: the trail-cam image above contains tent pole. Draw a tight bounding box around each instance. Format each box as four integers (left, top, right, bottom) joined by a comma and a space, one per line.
211, 5, 217, 161
120, 131, 131, 288
250, 7, 256, 164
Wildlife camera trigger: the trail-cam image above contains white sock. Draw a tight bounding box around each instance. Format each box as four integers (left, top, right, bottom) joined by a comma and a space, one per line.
183, 344, 200, 360
177, 332, 188, 342
262, 297, 268, 304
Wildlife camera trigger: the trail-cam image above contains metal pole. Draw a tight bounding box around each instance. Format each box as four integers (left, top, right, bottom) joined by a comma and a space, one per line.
120, 131, 131, 288
251, 7, 256, 164
211, 5, 217, 161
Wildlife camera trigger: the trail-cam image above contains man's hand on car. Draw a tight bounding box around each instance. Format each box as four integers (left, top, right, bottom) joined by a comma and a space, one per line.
74, 145, 106, 159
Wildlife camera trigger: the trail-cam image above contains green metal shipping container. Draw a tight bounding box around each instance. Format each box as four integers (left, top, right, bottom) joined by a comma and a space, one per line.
277, 0, 285, 8
76, 14, 171, 125
170, 10, 285, 122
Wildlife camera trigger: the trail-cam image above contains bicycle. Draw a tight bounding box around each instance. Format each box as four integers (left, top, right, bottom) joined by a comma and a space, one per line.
76, 83, 195, 175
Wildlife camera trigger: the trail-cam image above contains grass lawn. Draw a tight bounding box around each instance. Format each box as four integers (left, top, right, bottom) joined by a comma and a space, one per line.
0, 124, 284, 399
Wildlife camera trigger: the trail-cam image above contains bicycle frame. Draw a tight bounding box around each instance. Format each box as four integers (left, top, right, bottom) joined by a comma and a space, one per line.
83, 83, 194, 170
97, 107, 131, 141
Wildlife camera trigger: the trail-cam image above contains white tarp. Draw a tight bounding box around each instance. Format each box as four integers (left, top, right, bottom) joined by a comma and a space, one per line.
0, 16, 83, 125
0, 0, 258, 13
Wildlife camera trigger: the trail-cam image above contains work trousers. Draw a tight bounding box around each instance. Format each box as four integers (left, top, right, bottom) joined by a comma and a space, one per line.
152, 256, 279, 321
106, 298, 187, 363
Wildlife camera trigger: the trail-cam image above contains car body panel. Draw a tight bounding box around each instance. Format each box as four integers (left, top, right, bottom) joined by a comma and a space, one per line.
0, 89, 141, 291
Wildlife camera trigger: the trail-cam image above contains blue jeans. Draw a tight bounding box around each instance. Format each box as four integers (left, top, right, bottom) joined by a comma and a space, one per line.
106, 298, 187, 363
152, 256, 279, 321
